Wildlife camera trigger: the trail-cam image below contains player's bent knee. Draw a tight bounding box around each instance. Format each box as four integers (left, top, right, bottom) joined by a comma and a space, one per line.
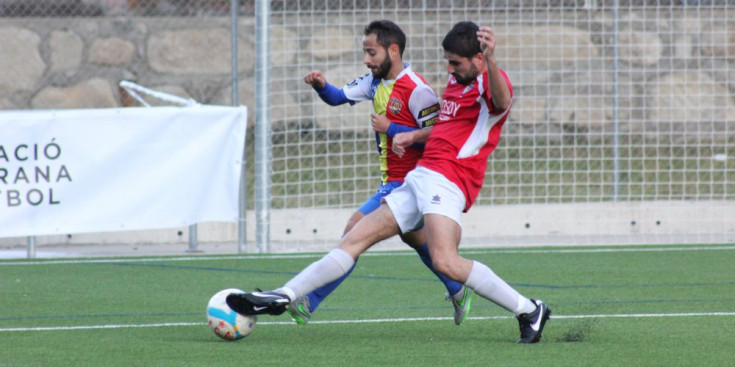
336, 242, 363, 259
338, 231, 376, 259
399, 231, 426, 248
431, 256, 463, 281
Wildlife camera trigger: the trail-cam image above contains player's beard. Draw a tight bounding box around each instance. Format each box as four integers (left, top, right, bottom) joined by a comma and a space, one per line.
453, 63, 480, 85
371, 56, 392, 80
453, 71, 478, 85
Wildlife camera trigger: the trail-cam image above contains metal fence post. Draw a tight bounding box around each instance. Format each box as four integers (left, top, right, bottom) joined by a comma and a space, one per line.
186, 225, 200, 253
26, 236, 35, 258
254, 0, 271, 253
231, 0, 247, 254
612, 0, 621, 201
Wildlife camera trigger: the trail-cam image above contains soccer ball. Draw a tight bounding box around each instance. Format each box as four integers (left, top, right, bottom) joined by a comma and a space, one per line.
206, 288, 256, 341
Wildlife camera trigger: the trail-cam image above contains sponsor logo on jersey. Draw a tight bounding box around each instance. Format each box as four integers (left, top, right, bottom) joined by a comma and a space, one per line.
440, 100, 461, 118
418, 104, 439, 118
388, 97, 403, 114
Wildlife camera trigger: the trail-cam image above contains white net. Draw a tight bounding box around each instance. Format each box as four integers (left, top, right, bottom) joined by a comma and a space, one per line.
265, 1, 734, 249
1, 1, 732, 252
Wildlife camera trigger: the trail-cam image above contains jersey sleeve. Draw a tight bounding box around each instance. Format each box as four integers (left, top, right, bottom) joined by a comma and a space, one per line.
314, 82, 351, 106
342, 73, 375, 103
386, 122, 418, 137
486, 69, 513, 116
408, 84, 440, 128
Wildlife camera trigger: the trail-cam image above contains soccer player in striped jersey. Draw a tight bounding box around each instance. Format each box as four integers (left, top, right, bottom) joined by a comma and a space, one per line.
228, 21, 551, 343
288, 20, 471, 325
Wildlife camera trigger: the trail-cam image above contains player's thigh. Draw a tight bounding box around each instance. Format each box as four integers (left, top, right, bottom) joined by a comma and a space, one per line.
424, 213, 473, 281
343, 210, 365, 235
353, 181, 402, 234
383, 182, 422, 234
357, 190, 382, 215
409, 168, 465, 256
424, 213, 462, 254
339, 204, 401, 257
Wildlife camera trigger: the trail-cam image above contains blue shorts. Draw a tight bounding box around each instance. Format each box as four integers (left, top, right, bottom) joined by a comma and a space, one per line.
357, 181, 404, 215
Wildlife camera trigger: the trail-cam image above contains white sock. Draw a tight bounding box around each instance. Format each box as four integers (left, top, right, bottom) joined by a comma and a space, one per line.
465, 260, 536, 315
279, 248, 355, 301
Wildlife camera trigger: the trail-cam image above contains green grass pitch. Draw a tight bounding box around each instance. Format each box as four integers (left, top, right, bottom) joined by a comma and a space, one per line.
1, 244, 734, 366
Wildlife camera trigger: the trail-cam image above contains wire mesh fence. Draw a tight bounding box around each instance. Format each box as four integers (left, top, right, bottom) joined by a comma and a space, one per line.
1, 0, 733, 248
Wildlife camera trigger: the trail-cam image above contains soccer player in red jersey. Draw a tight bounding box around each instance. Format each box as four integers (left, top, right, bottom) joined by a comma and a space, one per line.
228, 21, 550, 343
290, 20, 470, 326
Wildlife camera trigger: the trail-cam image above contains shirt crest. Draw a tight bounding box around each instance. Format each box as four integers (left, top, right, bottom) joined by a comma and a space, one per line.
388, 97, 403, 114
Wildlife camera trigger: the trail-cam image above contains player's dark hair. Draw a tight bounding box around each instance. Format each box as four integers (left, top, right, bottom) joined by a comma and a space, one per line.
364, 20, 406, 57
442, 21, 482, 58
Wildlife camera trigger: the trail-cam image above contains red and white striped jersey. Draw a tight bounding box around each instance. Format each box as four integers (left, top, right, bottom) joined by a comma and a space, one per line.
418, 69, 513, 211
343, 64, 439, 184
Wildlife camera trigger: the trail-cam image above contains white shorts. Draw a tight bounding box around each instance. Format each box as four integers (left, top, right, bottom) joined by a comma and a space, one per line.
384, 166, 466, 233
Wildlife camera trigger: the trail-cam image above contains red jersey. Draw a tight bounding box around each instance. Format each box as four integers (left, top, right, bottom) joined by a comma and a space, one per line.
418, 69, 513, 211
343, 64, 439, 184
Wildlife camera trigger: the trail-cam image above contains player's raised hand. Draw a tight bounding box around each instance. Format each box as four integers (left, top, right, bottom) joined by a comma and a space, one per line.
476, 26, 497, 60
303, 70, 327, 88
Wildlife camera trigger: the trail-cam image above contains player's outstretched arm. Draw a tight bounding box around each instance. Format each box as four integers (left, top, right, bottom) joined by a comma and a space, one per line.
304, 70, 352, 106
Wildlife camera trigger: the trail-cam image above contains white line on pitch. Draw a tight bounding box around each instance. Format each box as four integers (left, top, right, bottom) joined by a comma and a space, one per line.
0, 322, 201, 332
2, 312, 734, 332
2, 245, 735, 266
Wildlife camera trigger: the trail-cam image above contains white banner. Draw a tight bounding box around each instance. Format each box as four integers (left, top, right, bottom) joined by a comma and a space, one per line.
0, 106, 247, 238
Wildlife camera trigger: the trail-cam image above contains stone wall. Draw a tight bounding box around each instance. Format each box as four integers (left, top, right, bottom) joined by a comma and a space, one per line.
0, 16, 252, 111
1, 11, 734, 250
1, 11, 734, 136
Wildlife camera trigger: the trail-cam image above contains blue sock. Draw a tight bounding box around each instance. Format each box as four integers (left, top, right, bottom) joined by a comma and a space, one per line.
305, 261, 357, 313
414, 243, 463, 296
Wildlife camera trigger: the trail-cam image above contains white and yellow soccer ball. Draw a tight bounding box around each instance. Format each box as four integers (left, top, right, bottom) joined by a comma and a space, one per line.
206, 288, 256, 341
